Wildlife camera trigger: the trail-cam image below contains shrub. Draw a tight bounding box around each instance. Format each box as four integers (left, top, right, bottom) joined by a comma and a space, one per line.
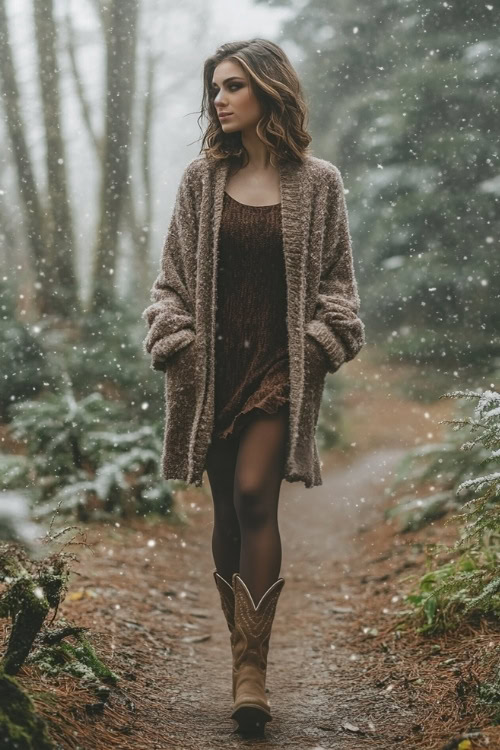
398, 388, 500, 634
2, 384, 176, 521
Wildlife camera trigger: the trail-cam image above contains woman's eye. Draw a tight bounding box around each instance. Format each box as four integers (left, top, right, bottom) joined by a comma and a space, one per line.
211, 84, 241, 95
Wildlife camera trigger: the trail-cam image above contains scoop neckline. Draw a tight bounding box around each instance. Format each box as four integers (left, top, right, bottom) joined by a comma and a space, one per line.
224, 191, 281, 209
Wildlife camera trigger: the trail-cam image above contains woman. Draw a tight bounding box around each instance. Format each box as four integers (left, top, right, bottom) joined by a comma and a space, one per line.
142, 38, 365, 735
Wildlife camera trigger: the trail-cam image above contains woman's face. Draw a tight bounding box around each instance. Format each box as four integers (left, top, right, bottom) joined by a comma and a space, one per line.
211, 59, 262, 134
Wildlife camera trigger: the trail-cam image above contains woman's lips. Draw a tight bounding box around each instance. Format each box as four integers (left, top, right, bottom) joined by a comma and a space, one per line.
219, 113, 233, 119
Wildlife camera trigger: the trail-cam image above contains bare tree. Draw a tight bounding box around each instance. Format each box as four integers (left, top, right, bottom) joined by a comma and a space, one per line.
89, 0, 139, 313
0, 0, 54, 317
33, 0, 77, 314
62, 10, 103, 160
74, 0, 208, 309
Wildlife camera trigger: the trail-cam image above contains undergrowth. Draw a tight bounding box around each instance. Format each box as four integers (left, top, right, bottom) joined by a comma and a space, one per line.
397, 388, 500, 635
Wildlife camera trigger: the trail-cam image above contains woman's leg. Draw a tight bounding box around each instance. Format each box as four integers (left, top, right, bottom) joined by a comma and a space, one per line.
233, 403, 289, 606
206, 435, 241, 583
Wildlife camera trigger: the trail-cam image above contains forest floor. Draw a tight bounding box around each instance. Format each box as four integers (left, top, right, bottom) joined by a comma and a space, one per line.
8, 356, 500, 750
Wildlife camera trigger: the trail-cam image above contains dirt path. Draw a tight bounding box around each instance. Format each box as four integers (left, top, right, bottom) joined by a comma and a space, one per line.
154, 446, 408, 749
29, 360, 499, 749
52, 443, 421, 749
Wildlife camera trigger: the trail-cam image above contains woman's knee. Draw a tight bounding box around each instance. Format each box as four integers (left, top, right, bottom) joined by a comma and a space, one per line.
234, 479, 275, 530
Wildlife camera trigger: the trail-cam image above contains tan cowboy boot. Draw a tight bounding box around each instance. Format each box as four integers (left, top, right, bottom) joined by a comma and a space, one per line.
230, 572, 285, 734
213, 570, 235, 634
213, 570, 238, 699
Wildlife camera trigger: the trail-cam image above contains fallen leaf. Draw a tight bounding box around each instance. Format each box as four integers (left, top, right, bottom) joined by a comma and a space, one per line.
179, 634, 211, 643
189, 609, 211, 618
342, 721, 361, 733
66, 590, 85, 601
65, 588, 97, 601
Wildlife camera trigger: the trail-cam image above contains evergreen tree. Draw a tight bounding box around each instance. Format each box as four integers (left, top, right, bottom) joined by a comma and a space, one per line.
262, 0, 500, 364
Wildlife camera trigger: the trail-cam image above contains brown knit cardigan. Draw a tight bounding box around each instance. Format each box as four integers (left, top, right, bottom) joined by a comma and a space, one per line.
142, 153, 366, 488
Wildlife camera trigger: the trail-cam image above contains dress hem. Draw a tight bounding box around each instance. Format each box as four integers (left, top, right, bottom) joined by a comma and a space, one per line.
214, 391, 290, 440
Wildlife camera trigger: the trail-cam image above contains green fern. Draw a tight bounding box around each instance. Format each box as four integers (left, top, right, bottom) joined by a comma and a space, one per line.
1, 383, 177, 520
399, 387, 500, 634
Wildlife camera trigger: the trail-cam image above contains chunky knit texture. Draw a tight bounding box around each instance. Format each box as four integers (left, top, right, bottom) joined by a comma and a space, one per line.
142, 153, 365, 488
213, 191, 290, 440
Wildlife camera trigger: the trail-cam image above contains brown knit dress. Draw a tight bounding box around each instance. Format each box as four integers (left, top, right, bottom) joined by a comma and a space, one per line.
212, 190, 290, 441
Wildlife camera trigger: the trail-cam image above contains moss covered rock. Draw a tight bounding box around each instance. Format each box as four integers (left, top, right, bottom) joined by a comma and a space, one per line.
0, 669, 54, 750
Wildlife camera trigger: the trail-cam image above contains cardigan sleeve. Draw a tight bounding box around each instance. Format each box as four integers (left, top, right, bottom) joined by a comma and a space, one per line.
305, 165, 365, 374
141, 166, 196, 372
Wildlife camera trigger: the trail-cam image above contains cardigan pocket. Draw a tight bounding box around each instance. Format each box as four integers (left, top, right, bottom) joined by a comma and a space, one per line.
305, 331, 330, 377
162, 336, 198, 477
164, 334, 195, 372
305, 319, 345, 374
150, 328, 195, 372
301, 333, 329, 450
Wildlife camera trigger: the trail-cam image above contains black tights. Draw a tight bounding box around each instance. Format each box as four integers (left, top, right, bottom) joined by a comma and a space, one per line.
206, 403, 289, 606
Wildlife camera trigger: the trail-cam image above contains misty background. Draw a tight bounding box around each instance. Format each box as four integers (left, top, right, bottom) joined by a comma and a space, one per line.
2, 5, 500, 746
0, 0, 499, 523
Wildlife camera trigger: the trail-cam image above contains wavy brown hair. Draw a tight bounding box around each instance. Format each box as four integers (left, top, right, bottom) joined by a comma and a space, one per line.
198, 38, 312, 168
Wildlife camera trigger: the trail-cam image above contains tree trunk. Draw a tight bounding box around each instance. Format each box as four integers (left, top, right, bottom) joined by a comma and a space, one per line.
90, 0, 139, 313
33, 0, 77, 317
0, 0, 54, 318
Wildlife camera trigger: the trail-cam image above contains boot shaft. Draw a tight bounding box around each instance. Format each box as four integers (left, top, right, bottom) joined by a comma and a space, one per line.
232, 574, 285, 672
213, 570, 235, 633
230, 573, 285, 726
